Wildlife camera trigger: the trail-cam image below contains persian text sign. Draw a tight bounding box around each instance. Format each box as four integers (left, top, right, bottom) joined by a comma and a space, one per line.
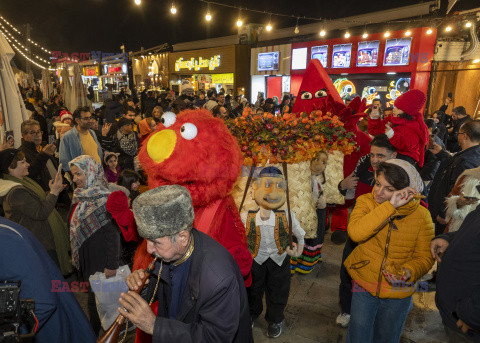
174, 55, 221, 72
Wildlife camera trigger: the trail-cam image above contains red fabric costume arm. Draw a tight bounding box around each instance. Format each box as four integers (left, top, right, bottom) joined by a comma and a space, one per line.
367, 117, 389, 136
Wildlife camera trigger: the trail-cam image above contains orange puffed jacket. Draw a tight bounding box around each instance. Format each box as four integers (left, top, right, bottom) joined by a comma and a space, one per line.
344, 193, 434, 299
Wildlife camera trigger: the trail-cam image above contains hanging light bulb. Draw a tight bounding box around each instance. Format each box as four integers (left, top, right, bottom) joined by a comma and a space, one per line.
465, 22, 472, 28
384, 31, 391, 38
445, 25, 452, 32
426, 28, 433, 35
344, 31, 350, 38
362, 32, 368, 39
405, 30, 412, 36
170, 3, 177, 14
266, 23, 272, 31
134, 0, 141, 5
320, 29, 326, 37
205, 12, 212, 21
236, 19, 243, 27
294, 18, 299, 34
473, 59, 480, 64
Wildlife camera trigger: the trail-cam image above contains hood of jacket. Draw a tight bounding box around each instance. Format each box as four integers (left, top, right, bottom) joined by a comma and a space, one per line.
0, 179, 21, 198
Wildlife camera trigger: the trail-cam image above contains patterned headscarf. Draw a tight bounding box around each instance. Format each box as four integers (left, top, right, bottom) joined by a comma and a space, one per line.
69, 155, 112, 269
384, 159, 424, 193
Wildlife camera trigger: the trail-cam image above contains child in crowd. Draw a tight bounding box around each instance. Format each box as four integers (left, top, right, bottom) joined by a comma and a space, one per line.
138, 117, 157, 144
104, 151, 121, 183
117, 169, 141, 203
53, 110, 74, 140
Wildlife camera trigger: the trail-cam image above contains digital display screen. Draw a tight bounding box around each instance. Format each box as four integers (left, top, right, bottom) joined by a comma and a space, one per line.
257, 51, 280, 71
311, 45, 328, 67
356, 41, 380, 67
291, 48, 308, 70
332, 44, 352, 68
383, 38, 412, 66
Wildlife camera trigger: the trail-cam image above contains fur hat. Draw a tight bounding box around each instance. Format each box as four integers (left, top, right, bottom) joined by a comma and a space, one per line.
59, 110, 73, 122
132, 185, 194, 240
394, 89, 426, 117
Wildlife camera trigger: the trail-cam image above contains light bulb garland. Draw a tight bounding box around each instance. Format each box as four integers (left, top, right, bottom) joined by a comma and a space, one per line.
0, 14, 51, 54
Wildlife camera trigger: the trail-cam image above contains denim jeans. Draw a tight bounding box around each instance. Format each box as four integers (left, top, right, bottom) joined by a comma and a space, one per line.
346, 286, 413, 343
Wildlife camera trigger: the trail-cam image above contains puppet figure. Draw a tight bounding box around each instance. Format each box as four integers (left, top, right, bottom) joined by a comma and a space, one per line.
243, 166, 305, 338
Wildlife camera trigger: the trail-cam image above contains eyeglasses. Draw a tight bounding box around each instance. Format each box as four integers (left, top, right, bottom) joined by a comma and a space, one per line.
27, 130, 42, 135
80, 116, 94, 121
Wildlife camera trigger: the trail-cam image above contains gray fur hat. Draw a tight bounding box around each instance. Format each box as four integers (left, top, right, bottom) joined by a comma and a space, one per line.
132, 185, 194, 240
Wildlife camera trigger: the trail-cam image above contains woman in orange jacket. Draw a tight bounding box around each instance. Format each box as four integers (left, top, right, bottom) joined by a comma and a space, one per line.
344, 159, 434, 343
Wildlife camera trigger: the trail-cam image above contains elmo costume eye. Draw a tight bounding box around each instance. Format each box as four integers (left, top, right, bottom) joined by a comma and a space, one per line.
161, 112, 176, 127
180, 123, 198, 140
315, 89, 328, 98
300, 91, 313, 100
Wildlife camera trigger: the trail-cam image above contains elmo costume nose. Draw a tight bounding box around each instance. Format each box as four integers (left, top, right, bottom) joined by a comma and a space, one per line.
147, 129, 177, 163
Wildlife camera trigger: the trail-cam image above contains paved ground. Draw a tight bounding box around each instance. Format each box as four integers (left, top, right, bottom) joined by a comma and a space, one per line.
251, 230, 447, 343
74, 229, 448, 342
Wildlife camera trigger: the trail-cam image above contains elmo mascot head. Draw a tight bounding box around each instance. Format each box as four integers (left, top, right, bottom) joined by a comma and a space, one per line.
138, 109, 243, 207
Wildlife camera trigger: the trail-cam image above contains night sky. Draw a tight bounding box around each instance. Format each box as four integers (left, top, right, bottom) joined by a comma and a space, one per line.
0, 0, 478, 70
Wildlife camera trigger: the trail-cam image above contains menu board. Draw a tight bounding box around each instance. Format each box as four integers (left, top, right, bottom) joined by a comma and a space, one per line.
258, 51, 280, 71
383, 38, 412, 66
332, 44, 352, 68
311, 45, 328, 67
356, 41, 380, 67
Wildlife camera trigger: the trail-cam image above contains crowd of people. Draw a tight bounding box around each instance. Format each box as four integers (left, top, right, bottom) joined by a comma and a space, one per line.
0, 82, 479, 343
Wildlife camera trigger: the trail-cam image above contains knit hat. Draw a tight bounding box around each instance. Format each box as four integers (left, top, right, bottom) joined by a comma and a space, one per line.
0, 149, 19, 175
132, 185, 194, 240
59, 110, 73, 122
384, 159, 424, 193
393, 89, 426, 117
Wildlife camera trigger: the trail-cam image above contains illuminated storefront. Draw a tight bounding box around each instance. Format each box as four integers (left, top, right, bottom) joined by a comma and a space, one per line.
290, 27, 437, 107
168, 45, 250, 97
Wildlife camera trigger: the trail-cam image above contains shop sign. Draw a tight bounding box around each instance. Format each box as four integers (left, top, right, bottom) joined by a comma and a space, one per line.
211, 73, 234, 84
104, 64, 128, 75
83, 66, 100, 76
174, 55, 221, 72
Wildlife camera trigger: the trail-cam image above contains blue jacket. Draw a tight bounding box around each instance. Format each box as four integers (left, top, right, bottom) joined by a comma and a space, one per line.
59, 126, 103, 171
0, 217, 96, 342
436, 204, 480, 341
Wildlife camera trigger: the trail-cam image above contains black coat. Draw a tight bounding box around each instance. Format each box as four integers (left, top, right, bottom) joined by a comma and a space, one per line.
104, 100, 124, 124
436, 204, 480, 340
147, 229, 253, 343
31, 112, 49, 143
428, 145, 480, 222
19, 139, 56, 191
447, 115, 471, 153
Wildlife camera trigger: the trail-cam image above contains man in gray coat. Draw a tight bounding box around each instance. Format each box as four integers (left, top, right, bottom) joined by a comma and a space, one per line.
119, 185, 253, 342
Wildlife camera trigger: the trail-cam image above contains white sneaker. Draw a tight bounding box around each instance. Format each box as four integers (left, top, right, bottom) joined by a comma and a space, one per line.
336, 313, 351, 328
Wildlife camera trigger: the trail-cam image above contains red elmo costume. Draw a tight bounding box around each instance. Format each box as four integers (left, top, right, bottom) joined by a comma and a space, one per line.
132, 109, 252, 343
291, 59, 371, 232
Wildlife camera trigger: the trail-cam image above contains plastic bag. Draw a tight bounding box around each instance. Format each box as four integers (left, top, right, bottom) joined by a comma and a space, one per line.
89, 265, 131, 330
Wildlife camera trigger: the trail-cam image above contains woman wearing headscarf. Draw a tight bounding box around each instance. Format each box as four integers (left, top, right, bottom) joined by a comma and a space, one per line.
344, 159, 434, 343
0, 149, 72, 276
68, 155, 121, 335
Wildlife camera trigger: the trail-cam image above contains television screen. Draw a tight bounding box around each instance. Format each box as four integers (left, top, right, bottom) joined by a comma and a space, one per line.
311, 45, 328, 67
258, 51, 280, 71
356, 41, 380, 67
292, 48, 308, 70
383, 38, 412, 66
332, 44, 352, 68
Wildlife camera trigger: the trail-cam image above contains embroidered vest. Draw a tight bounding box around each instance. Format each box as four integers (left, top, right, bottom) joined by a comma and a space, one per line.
245, 209, 290, 258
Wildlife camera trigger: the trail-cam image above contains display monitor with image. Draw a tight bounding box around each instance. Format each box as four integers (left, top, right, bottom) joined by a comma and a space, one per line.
258, 51, 280, 71
311, 45, 328, 67
356, 41, 380, 67
332, 44, 352, 68
383, 38, 412, 66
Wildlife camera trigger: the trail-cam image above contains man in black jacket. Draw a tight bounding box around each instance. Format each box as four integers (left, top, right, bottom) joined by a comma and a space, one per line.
447, 106, 471, 153
121, 185, 253, 342
428, 120, 480, 235
431, 197, 480, 342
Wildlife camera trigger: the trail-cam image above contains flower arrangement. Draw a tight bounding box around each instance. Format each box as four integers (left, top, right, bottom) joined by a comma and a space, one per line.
225, 108, 357, 166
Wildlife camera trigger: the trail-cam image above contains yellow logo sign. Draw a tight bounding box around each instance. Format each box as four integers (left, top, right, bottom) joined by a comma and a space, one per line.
174, 55, 221, 72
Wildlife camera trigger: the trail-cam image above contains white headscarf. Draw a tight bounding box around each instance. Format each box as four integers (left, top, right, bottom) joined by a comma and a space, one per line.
384, 159, 424, 193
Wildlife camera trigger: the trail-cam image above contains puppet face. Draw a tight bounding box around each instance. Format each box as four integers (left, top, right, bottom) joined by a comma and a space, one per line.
292, 59, 344, 114
311, 153, 328, 175
139, 109, 242, 207
253, 176, 286, 210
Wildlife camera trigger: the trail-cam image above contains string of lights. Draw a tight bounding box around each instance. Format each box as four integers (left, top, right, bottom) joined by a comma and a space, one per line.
0, 14, 51, 54
0, 28, 49, 64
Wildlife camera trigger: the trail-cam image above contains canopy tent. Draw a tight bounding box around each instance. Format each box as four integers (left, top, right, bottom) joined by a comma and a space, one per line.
0, 33, 29, 147
70, 64, 91, 111
61, 66, 72, 111
41, 69, 53, 102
